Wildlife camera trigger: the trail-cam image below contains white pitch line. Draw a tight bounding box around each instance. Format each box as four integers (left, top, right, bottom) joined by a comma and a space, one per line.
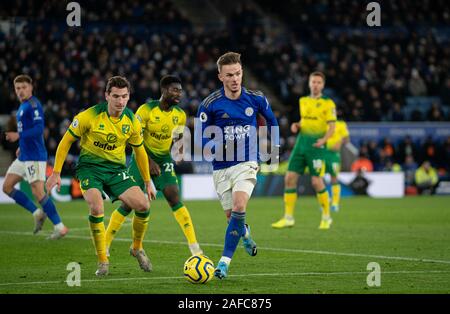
1, 270, 450, 287
2, 230, 450, 265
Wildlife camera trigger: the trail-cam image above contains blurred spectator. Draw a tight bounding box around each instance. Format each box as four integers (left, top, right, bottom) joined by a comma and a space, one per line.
349, 169, 371, 195
403, 155, 418, 186
421, 136, 439, 166
415, 161, 439, 195
351, 152, 374, 173
1, 112, 19, 161
365, 140, 382, 170
444, 136, 450, 172
427, 103, 445, 121
381, 137, 395, 161
389, 102, 405, 121
440, 78, 450, 106
382, 159, 402, 172
408, 69, 427, 97
397, 136, 418, 164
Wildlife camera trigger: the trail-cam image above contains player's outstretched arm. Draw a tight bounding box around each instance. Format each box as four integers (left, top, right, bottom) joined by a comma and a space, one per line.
46, 132, 76, 193
133, 144, 156, 201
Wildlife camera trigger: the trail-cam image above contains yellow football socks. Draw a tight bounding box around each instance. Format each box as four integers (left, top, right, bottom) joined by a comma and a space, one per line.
317, 189, 330, 218
89, 214, 108, 263
283, 188, 297, 218
332, 183, 340, 207
105, 206, 130, 249
132, 210, 150, 250
173, 203, 198, 245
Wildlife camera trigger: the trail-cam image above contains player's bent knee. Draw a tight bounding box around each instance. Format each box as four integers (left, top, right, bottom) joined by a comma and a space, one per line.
121, 202, 132, 212
2, 177, 17, 195
163, 187, 180, 207
311, 176, 325, 190
232, 192, 250, 213
232, 202, 246, 212
33, 191, 46, 202
31, 186, 45, 201
89, 204, 104, 216
166, 195, 180, 208
2, 184, 12, 195
85, 198, 104, 215
133, 196, 149, 212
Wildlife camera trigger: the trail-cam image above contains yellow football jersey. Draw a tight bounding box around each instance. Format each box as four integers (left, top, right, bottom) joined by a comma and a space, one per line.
326, 120, 350, 151
299, 95, 337, 137
135, 100, 187, 156
68, 102, 143, 169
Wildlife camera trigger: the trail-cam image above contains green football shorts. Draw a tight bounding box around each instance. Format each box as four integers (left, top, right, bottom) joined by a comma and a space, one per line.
324, 150, 341, 177
128, 150, 178, 192
287, 135, 326, 177
76, 163, 138, 202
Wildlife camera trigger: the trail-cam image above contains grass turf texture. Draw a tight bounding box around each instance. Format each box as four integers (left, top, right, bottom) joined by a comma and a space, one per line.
0, 196, 449, 294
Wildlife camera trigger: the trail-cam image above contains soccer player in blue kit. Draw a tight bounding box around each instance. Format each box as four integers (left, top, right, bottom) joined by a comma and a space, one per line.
3, 75, 68, 239
196, 52, 279, 279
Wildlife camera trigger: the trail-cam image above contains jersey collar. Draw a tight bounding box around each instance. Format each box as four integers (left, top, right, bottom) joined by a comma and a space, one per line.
21, 95, 35, 106
309, 94, 323, 99
221, 87, 244, 100
157, 99, 174, 113
105, 102, 125, 123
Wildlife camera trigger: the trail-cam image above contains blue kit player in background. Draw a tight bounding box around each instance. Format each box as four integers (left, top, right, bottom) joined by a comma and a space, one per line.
196, 52, 279, 279
3, 75, 68, 239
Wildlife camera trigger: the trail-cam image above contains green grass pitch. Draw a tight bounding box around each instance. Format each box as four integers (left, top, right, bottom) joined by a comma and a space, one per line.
0, 196, 449, 294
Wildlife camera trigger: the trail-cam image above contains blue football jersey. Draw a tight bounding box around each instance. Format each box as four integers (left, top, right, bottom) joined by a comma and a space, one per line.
16, 96, 47, 161
196, 87, 279, 170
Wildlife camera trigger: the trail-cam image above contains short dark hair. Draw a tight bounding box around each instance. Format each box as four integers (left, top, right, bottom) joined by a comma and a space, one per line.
14, 74, 32, 85
309, 71, 326, 82
106, 76, 130, 94
160, 75, 182, 89
217, 52, 241, 72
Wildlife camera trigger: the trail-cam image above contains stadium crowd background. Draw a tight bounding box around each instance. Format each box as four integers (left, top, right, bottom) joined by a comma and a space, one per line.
0, 0, 449, 191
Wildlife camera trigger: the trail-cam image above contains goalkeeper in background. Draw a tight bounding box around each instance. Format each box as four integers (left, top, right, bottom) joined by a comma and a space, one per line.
105, 75, 203, 257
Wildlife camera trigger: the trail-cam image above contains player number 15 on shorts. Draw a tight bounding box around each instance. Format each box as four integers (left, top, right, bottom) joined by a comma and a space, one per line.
27, 165, 36, 176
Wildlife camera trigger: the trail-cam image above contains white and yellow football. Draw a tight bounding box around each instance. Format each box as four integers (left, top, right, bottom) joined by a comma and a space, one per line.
183, 254, 215, 284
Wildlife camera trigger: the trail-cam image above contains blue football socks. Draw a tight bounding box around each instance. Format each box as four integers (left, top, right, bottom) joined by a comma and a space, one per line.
39, 195, 62, 225
8, 188, 37, 214
222, 211, 246, 258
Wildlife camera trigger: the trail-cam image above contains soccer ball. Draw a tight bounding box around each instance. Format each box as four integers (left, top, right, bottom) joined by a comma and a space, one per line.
183, 254, 215, 284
